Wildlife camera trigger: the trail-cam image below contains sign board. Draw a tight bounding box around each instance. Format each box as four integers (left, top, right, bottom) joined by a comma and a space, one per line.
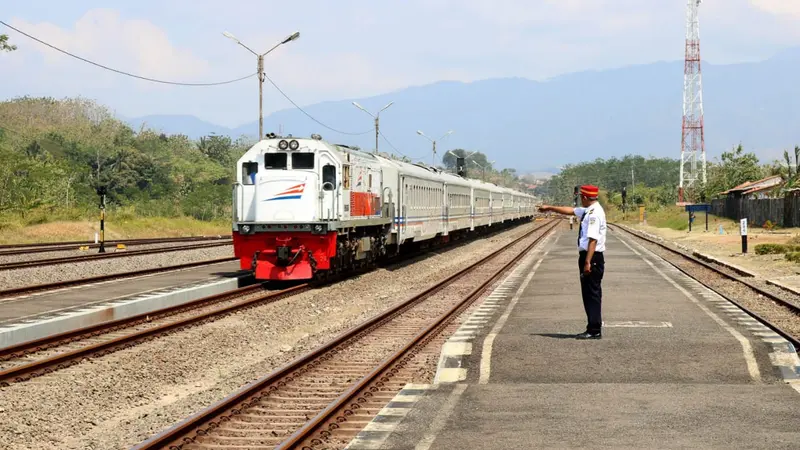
740, 218, 748, 236
685, 204, 711, 213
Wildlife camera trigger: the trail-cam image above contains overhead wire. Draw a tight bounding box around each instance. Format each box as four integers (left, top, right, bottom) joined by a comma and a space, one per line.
2, 20, 411, 144
377, 130, 425, 163
262, 73, 373, 136
0, 20, 256, 86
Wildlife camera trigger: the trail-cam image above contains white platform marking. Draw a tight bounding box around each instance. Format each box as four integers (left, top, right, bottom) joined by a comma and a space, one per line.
479, 256, 545, 384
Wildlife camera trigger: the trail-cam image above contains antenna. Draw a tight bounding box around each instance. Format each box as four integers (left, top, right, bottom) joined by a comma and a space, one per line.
679, 0, 706, 203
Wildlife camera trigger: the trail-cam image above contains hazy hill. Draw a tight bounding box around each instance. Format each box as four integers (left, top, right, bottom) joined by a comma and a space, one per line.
125, 48, 800, 172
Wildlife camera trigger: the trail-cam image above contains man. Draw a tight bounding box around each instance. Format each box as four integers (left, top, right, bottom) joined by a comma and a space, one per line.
539, 184, 607, 339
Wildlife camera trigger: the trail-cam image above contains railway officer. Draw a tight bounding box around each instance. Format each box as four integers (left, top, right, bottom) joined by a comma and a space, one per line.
539, 184, 607, 339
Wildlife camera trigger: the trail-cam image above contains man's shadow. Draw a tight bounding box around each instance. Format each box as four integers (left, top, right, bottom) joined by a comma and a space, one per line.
532, 333, 576, 339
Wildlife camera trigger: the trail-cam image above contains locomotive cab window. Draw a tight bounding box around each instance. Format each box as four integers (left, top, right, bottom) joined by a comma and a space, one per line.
242, 162, 258, 185
291, 153, 314, 170
343, 165, 351, 189
264, 153, 287, 169
322, 164, 336, 191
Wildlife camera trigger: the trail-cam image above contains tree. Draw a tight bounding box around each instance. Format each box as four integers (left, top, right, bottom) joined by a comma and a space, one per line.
1, 35, 16, 52
702, 144, 764, 200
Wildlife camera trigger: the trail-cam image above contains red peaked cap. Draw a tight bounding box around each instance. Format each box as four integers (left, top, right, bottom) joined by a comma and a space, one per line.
580, 185, 599, 198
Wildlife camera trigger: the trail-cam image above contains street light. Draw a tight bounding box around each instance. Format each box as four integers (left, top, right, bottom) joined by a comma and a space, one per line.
352, 101, 393, 154
417, 130, 454, 166
223, 30, 300, 139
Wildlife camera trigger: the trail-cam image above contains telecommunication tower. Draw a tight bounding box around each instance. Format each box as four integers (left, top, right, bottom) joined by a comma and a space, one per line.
678, 0, 706, 203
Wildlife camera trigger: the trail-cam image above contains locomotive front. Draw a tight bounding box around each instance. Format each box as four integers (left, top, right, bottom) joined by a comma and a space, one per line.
232, 135, 341, 280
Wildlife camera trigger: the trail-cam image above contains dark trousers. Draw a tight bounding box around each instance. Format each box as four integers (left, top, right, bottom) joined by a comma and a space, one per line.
578, 251, 605, 333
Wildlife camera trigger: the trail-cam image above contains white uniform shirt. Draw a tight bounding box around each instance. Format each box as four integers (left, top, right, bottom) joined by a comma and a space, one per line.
574, 202, 607, 252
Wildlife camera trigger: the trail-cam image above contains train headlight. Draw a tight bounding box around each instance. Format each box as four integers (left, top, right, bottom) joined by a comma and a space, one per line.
241, 224, 251, 233
311, 224, 326, 234
278, 140, 289, 150
289, 139, 299, 150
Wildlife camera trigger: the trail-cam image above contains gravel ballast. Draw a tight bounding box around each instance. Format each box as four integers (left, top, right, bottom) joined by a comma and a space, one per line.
0, 222, 542, 450
0, 245, 234, 290
0, 240, 230, 266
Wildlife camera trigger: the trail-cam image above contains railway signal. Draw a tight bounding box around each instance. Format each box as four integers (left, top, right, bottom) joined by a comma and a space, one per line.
622, 182, 627, 219
97, 185, 107, 253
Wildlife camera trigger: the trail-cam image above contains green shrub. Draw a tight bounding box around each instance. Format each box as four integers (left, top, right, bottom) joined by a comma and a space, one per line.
755, 243, 791, 255
785, 252, 800, 263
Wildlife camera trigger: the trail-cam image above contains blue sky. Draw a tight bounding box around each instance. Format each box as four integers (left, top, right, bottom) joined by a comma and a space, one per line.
2, 0, 799, 128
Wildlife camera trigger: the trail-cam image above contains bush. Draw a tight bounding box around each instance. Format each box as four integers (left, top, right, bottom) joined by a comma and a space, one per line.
786, 252, 800, 263
755, 243, 791, 255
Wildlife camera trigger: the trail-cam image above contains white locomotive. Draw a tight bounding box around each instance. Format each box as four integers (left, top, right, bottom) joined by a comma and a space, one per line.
232, 134, 536, 280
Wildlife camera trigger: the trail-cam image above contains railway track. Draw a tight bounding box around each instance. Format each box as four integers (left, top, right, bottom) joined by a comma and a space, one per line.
0, 256, 238, 298
0, 283, 304, 386
612, 224, 800, 350
0, 219, 548, 387
0, 235, 231, 253
0, 240, 232, 272
132, 219, 559, 450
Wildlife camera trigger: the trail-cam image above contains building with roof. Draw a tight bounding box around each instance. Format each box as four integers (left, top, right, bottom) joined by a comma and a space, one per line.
718, 175, 784, 200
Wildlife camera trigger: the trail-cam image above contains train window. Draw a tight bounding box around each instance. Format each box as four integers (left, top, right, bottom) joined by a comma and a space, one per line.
343, 165, 351, 189
292, 153, 314, 169
242, 162, 258, 185
264, 153, 287, 169
322, 164, 336, 191
368, 174, 372, 190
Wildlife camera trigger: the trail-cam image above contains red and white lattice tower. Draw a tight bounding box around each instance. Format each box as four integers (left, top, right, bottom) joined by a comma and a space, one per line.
678, 0, 706, 203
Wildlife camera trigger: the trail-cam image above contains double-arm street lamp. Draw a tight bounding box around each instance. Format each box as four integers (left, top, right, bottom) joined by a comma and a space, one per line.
417, 130, 454, 166
352, 101, 394, 154
223, 30, 300, 139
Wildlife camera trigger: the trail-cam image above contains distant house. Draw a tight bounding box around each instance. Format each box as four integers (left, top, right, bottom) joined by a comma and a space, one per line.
719, 175, 784, 200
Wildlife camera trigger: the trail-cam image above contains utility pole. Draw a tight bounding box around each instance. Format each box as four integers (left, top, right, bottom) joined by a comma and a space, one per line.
257, 54, 264, 139
417, 130, 453, 166
374, 116, 379, 155
353, 101, 394, 154
223, 30, 300, 140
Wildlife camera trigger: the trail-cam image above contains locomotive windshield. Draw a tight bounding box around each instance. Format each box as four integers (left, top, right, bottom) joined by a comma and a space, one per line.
264, 153, 287, 169
291, 153, 314, 169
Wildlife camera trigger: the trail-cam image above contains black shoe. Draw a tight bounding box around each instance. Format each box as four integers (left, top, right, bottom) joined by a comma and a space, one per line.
576, 331, 602, 340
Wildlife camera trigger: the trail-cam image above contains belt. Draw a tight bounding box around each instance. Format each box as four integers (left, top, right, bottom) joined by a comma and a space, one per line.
579, 250, 603, 254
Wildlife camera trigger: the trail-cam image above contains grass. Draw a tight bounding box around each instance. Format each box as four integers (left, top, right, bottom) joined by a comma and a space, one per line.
606, 204, 746, 233
0, 213, 229, 245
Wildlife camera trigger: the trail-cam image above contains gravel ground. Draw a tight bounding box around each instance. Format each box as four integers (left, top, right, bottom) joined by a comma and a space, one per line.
620, 228, 800, 339
0, 240, 230, 266
0, 222, 541, 450
0, 245, 234, 290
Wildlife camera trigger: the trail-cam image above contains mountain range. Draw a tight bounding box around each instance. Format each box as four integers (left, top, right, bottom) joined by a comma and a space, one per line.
123, 47, 800, 173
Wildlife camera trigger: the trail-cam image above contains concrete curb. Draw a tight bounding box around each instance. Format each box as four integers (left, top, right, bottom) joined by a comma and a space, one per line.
0, 275, 249, 348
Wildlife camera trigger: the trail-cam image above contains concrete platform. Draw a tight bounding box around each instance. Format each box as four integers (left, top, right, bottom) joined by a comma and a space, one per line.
347, 228, 800, 449
0, 261, 252, 347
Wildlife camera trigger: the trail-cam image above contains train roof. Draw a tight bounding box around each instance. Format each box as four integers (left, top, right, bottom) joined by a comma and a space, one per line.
244, 134, 534, 198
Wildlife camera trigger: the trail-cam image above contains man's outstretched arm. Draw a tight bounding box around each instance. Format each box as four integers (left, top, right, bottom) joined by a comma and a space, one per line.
539, 205, 576, 216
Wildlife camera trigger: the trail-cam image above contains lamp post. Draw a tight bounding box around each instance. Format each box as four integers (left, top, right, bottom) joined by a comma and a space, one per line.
352, 101, 393, 154
223, 30, 300, 139
417, 130, 453, 166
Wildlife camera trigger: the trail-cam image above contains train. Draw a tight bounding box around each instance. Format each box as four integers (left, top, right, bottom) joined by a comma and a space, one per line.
231, 133, 538, 281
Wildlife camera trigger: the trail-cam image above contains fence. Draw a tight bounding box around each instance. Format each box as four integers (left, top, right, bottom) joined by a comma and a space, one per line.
711, 195, 800, 228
